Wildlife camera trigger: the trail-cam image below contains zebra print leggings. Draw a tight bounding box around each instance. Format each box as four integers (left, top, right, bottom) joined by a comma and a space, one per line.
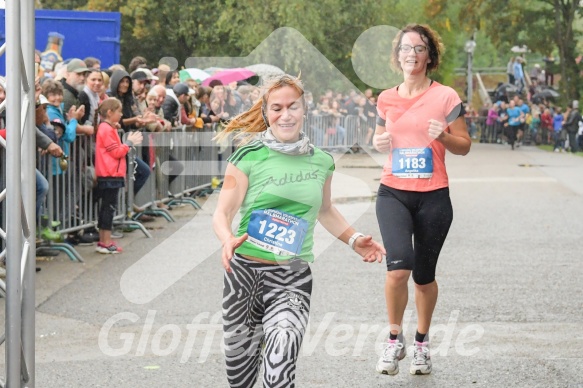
223, 254, 313, 388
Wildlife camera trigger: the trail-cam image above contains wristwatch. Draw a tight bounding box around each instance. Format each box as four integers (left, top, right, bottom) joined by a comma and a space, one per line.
348, 232, 365, 250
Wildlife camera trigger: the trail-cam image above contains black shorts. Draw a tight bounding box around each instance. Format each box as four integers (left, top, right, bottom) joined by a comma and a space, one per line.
376, 184, 453, 285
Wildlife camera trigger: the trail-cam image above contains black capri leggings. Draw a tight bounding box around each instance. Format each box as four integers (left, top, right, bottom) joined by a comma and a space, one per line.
376, 184, 453, 285
96, 187, 119, 231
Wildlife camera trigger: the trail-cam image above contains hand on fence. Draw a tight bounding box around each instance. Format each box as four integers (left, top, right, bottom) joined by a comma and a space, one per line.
44, 142, 64, 158
373, 132, 392, 153
428, 119, 446, 140
127, 131, 143, 146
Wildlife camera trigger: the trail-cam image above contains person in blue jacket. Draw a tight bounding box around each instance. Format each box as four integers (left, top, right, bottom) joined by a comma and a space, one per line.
42, 78, 84, 174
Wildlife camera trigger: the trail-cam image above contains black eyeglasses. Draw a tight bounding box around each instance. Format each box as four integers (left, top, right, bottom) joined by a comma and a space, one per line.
399, 44, 428, 54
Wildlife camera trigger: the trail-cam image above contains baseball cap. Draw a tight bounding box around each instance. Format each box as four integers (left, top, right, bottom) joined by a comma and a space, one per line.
173, 83, 189, 97
50, 118, 66, 129
131, 70, 148, 81
140, 68, 159, 81
67, 58, 90, 74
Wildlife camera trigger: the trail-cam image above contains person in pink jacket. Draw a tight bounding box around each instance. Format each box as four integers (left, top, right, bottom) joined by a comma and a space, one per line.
94, 98, 143, 254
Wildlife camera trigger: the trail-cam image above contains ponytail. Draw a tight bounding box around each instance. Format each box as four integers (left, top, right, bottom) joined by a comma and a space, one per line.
215, 99, 267, 145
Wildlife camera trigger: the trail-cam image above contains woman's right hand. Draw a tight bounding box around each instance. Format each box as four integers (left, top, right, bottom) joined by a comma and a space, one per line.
222, 233, 248, 273
373, 132, 392, 153
127, 131, 143, 146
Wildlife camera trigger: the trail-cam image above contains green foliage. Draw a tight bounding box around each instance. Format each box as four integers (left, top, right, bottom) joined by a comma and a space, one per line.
38, 0, 582, 99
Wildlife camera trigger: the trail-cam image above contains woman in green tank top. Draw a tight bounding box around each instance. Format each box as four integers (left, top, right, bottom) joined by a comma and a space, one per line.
213, 74, 385, 388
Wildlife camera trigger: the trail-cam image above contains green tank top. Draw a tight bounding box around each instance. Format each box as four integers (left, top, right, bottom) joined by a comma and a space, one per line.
228, 140, 335, 263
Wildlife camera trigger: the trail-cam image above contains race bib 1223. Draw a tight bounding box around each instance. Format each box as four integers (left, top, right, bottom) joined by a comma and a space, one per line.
246, 209, 308, 256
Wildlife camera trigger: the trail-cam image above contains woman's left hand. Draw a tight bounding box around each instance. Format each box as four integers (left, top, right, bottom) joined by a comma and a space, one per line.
353, 235, 386, 263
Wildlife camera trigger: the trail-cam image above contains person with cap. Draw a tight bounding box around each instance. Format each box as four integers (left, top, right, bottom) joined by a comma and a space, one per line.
131, 70, 152, 113
141, 68, 159, 85
162, 82, 190, 126
61, 58, 94, 136
563, 100, 581, 153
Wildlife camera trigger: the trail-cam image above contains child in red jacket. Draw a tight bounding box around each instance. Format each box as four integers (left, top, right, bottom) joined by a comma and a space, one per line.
94, 98, 143, 254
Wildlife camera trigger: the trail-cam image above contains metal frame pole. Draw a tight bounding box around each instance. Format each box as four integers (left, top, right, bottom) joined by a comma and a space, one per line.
5, 0, 24, 385
22, 0, 37, 385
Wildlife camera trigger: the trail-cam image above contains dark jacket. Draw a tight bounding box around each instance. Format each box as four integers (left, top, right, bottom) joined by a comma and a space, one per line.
107, 70, 137, 132
78, 90, 92, 124
564, 109, 581, 134
61, 79, 80, 115
162, 95, 180, 123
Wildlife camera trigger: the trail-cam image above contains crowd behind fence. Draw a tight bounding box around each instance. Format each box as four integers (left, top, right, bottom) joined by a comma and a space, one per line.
3, 107, 577, 261
1, 115, 381, 262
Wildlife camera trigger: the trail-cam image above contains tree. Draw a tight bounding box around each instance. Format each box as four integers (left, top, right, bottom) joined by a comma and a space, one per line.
434, 0, 582, 100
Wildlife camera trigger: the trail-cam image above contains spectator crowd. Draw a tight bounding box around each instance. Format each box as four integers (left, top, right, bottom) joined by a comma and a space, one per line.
467, 55, 582, 152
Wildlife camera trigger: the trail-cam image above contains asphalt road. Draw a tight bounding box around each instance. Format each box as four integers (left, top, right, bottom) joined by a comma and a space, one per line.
1, 143, 582, 387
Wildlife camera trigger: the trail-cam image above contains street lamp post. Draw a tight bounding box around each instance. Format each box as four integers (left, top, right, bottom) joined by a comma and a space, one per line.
465, 34, 477, 107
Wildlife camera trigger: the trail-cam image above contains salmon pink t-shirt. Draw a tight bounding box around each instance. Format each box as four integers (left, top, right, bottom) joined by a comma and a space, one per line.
376, 81, 463, 192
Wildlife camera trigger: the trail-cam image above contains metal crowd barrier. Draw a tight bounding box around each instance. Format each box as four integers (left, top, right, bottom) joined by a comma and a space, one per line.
5, 112, 507, 265
302, 114, 375, 152
32, 123, 228, 262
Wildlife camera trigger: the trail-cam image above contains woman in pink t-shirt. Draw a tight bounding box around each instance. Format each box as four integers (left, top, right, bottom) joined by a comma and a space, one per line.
373, 24, 471, 377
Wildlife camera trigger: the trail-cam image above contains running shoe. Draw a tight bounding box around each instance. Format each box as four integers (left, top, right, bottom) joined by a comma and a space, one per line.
95, 242, 122, 254
376, 338, 406, 375
410, 340, 432, 375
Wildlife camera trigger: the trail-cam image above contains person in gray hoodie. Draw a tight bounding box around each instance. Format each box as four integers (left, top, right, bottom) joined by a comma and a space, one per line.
106, 70, 151, 206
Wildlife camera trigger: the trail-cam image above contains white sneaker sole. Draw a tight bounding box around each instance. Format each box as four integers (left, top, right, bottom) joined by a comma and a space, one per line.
409, 364, 432, 375
376, 351, 406, 375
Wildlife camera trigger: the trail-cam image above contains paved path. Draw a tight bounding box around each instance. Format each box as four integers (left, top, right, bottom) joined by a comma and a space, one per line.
1, 143, 582, 387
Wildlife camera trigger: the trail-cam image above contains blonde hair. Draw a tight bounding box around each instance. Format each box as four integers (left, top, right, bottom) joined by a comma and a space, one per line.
215, 74, 305, 145
101, 71, 110, 90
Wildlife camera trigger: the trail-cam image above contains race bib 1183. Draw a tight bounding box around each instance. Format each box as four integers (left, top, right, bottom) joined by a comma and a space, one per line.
392, 147, 433, 178
247, 209, 308, 256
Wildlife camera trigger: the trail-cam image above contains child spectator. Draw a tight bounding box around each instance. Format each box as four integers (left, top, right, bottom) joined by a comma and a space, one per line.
94, 98, 143, 253
43, 78, 83, 174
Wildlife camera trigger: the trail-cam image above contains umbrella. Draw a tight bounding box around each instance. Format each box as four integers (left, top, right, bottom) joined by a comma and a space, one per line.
511, 45, 529, 53
203, 67, 225, 76
202, 68, 255, 87
180, 68, 210, 83
532, 88, 560, 102
245, 64, 285, 79
495, 83, 519, 94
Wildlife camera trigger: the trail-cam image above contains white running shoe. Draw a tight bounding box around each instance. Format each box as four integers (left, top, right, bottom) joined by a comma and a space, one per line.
376, 338, 406, 375
410, 340, 432, 375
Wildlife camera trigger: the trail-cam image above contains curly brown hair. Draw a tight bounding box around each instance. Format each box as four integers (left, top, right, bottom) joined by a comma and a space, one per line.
391, 24, 444, 75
